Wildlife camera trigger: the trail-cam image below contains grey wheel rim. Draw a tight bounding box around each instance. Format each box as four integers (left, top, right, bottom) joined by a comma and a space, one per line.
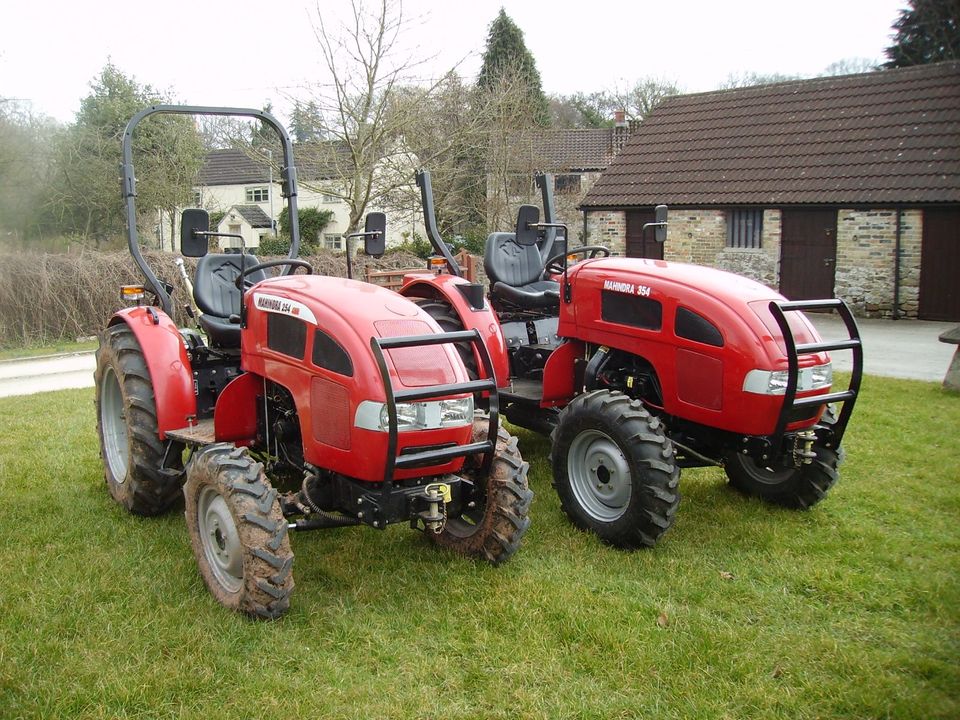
567, 429, 631, 522
100, 365, 129, 482
197, 486, 244, 593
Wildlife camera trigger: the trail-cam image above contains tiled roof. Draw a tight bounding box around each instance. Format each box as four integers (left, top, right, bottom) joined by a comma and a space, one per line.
581, 62, 960, 208
503, 128, 628, 172
199, 149, 268, 186
197, 142, 352, 187
231, 204, 273, 228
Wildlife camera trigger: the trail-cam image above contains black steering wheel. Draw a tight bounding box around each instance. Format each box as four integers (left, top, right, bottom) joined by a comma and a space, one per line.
235, 259, 314, 289
544, 245, 611, 275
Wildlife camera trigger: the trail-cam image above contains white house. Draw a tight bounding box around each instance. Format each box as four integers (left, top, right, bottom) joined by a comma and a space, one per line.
193, 146, 415, 251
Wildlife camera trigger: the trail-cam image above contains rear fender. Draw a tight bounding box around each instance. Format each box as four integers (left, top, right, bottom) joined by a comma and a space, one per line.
109, 307, 197, 438
400, 275, 510, 387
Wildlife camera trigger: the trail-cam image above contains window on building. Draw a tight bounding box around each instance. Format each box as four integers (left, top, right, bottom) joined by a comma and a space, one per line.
726, 209, 763, 248
555, 174, 581, 195
246, 186, 269, 203
321, 192, 339, 204
324, 233, 344, 250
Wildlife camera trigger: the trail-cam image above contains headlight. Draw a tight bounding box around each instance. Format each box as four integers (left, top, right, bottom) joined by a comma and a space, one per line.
743, 363, 832, 395
439, 397, 473, 425
356, 396, 474, 432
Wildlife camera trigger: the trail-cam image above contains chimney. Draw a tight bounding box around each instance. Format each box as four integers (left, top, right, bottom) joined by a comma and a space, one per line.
612, 109, 630, 154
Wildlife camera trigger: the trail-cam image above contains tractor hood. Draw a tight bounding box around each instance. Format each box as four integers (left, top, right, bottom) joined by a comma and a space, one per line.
243, 274, 469, 396
563, 257, 825, 367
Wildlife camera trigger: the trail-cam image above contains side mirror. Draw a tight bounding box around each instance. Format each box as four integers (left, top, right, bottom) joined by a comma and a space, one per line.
654, 204, 668, 244
181, 208, 210, 257
515, 205, 540, 246
363, 212, 386, 257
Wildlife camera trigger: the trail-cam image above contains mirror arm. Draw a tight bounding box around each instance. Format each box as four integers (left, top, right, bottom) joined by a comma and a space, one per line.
343, 230, 381, 281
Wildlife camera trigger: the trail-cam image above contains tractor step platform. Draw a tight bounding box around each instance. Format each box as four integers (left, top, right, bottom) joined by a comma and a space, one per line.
166, 419, 216, 445
502, 378, 544, 403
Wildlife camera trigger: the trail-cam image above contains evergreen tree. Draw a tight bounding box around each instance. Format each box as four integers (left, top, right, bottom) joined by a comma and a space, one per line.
49, 63, 203, 246
477, 9, 550, 126
885, 0, 960, 68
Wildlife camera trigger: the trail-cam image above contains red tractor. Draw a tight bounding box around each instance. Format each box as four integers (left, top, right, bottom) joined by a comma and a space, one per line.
94, 107, 532, 619
394, 170, 863, 549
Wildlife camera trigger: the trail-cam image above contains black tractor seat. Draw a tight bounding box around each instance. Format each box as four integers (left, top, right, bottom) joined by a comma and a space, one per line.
193, 253, 266, 347
484, 232, 560, 311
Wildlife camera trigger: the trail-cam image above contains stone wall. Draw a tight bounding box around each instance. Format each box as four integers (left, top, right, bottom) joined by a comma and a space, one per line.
581, 206, 925, 318
585, 210, 627, 255
835, 209, 922, 318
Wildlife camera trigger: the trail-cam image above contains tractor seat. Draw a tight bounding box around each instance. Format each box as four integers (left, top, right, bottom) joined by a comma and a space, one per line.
192, 253, 266, 347
484, 232, 560, 310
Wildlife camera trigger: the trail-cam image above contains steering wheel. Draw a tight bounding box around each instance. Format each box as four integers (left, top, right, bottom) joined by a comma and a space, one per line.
544, 245, 611, 275
235, 259, 313, 289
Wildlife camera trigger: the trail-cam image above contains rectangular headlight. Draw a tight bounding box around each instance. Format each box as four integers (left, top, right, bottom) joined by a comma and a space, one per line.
743, 363, 833, 395
355, 397, 474, 432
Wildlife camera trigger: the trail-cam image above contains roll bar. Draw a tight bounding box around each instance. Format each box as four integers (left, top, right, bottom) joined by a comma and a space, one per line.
415, 169, 463, 278
121, 105, 302, 316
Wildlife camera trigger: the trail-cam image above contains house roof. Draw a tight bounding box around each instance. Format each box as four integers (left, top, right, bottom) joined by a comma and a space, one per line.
532, 128, 622, 171
581, 62, 960, 208
199, 149, 268, 186
502, 127, 630, 172
229, 204, 273, 228
197, 142, 352, 187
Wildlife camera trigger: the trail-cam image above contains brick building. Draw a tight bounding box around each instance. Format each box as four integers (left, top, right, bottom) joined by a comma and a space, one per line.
580, 62, 960, 321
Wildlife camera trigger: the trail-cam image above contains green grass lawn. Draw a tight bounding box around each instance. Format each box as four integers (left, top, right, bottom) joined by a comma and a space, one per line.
0, 377, 957, 719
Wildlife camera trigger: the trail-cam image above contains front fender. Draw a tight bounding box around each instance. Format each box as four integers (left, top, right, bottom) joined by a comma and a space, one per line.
400, 274, 510, 388
108, 307, 196, 438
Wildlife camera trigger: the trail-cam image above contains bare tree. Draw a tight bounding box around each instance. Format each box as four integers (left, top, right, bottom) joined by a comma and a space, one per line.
302, 0, 452, 234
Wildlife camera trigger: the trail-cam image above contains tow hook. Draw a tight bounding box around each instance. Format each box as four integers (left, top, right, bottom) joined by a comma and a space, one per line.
793, 431, 817, 466
420, 482, 451, 534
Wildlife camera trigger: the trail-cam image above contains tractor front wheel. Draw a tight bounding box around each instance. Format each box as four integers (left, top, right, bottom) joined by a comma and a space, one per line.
551, 390, 680, 549
428, 414, 532, 565
184, 444, 294, 619
94, 323, 184, 515
724, 442, 839, 509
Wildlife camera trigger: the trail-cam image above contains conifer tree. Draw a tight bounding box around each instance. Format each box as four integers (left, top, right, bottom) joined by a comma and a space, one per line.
477, 9, 550, 126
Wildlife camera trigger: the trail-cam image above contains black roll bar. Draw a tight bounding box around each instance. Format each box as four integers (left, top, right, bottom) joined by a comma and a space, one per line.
415, 169, 463, 278
121, 104, 302, 316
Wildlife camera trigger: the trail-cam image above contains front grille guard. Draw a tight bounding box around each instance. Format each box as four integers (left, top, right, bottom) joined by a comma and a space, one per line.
370, 329, 499, 487
769, 299, 863, 447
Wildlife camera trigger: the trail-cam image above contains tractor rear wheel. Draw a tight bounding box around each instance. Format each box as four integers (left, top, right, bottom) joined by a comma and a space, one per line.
428, 414, 532, 565
94, 323, 184, 515
551, 390, 680, 549
184, 444, 294, 619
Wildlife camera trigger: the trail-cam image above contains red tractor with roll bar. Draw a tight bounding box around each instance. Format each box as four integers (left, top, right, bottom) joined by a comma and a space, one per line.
393, 169, 863, 549
94, 106, 532, 619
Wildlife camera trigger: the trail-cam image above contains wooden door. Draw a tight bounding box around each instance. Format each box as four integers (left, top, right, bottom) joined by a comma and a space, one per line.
779, 209, 837, 299
626, 210, 664, 259
919, 208, 960, 321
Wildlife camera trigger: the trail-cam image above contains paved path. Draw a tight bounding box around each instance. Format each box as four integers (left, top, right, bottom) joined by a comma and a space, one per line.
0, 351, 96, 399
807, 315, 956, 383
0, 316, 955, 399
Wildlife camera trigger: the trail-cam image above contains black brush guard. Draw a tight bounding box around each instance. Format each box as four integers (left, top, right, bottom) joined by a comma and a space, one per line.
370, 329, 499, 488
769, 299, 863, 446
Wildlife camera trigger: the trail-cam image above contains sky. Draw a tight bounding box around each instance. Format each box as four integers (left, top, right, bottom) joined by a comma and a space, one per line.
3, 0, 907, 124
